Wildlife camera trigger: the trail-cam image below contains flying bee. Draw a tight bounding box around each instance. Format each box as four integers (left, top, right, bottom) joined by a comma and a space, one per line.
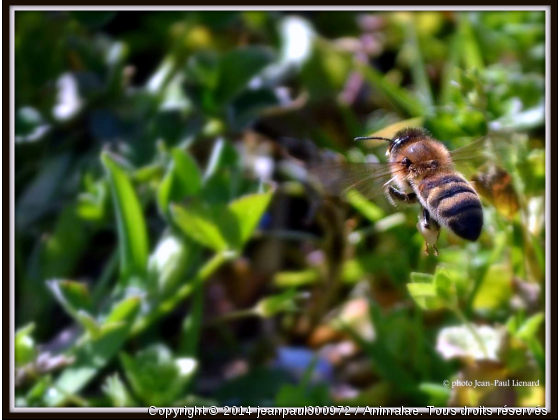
309, 127, 498, 256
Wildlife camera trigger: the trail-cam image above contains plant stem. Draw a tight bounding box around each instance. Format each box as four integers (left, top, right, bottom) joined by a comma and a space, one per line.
205, 308, 258, 326
130, 251, 234, 336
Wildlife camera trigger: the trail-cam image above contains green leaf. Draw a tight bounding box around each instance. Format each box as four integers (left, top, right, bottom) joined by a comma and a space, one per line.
354, 59, 424, 118
515, 312, 544, 342
104, 295, 142, 325
273, 269, 320, 288
76, 180, 108, 221
102, 152, 149, 285
254, 289, 299, 318
47, 325, 130, 406
46, 280, 93, 320
407, 280, 445, 311
15, 324, 36, 367
230, 88, 281, 130
187, 51, 220, 90
408, 269, 458, 311
171, 189, 272, 252
407, 283, 441, 310
419, 383, 451, 407
171, 202, 234, 252
158, 149, 202, 217
120, 344, 196, 406
47, 296, 141, 406
215, 47, 275, 104
439, 31, 462, 104
24, 375, 52, 407
341, 259, 366, 284
346, 191, 385, 223
202, 170, 235, 204
133, 163, 164, 184
472, 264, 512, 311
229, 190, 274, 247
157, 173, 174, 218
434, 267, 457, 305
203, 138, 240, 182
16, 153, 72, 230
102, 374, 136, 407
459, 13, 484, 71
403, 17, 434, 108
170, 149, 202, 195
410, 272, 434, 284
75, 310, 102, 338
301, 39, 352, 101
407, 282, 436, 297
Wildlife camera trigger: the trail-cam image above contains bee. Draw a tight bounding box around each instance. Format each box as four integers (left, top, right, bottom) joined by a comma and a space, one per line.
310, 127, 491, 256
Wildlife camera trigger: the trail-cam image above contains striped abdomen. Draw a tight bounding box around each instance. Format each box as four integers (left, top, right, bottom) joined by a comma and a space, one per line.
418, 173, 483, 241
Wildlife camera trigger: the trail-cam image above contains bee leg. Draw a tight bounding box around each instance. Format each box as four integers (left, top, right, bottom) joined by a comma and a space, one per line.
388, 186, 417, 204
421, 207, 431, 228
417, 207, 440, 256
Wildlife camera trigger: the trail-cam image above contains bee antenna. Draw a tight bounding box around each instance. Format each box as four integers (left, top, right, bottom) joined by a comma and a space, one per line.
354, 136, 393, 142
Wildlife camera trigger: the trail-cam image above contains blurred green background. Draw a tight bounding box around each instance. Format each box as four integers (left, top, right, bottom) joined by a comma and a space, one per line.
15, 10, 546, 408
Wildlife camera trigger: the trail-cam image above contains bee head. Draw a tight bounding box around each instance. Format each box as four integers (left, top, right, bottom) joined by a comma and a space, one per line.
388, 127, 432, 155
353, 127, 432, 155
391, 128, 452, 179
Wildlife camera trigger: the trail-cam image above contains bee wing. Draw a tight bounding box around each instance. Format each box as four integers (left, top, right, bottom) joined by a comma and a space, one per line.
449, 135, 511, 177
308, 161, 404, 201
449, 136, 491, 166
449, 134, 521, 218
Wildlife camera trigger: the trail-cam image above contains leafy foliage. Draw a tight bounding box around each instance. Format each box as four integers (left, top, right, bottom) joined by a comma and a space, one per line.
15, 10, 545, 408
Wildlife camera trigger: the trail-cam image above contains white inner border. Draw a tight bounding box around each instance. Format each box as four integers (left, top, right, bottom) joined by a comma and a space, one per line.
10, 5, 552, 414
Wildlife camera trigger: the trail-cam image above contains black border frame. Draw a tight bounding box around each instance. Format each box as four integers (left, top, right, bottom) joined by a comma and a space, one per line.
5, 4, 557, 419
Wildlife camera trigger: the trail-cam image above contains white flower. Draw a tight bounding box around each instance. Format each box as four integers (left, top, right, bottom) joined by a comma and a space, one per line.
436, 324, 504, 361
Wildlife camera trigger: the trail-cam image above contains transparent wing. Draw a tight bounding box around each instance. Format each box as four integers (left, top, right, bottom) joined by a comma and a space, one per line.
449, 135, 521, 218
449, 134, 512, 177
309, 135, 510, 201
308, 161, 405, 201
449, 136, 491, 167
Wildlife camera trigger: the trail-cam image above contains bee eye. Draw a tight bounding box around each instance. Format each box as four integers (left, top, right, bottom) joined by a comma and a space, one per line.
401, 157, 412, 167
